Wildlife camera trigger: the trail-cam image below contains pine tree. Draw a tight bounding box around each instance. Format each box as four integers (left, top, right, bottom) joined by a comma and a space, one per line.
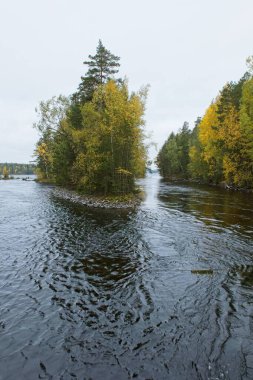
74, 40, 120, 103
69, 40, 121, 129
84, 40, 120, 84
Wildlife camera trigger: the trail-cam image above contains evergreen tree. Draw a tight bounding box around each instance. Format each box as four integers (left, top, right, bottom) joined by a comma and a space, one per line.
157, 122, 191, 179
69, 40, 121, 129
176, 121, 191, 176
74, 40, 120, 103
157, 133, 180, 177
217, 73, 250, 123
84, 40, 120, 84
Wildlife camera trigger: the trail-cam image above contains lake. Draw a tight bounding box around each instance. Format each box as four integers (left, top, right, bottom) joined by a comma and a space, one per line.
0, 175, 253, 379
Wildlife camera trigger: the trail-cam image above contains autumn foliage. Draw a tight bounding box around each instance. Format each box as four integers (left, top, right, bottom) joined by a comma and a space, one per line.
34, 41, 147, 194
157, 68, 253, 189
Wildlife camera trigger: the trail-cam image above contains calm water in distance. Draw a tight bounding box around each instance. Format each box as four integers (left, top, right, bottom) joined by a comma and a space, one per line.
0, 174, 253, 379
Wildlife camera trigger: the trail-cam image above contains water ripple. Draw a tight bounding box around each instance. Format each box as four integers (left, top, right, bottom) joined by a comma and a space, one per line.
0, 177, 253, 379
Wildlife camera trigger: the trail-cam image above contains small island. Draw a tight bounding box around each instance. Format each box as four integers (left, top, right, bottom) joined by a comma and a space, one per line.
34, 41, 148, 208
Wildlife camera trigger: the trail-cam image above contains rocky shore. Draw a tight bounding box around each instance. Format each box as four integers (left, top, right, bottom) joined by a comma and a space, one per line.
53, 187, 142, 209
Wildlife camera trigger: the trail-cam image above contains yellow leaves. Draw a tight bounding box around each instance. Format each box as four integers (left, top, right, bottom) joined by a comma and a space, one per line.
199, 102, 219, 147
36, 142, 47, 156
223, 153, 252, 186
35, 141, 53, 179
198, 102, 223, 180
193, 80, 253, 186
223, 155, 237, 183
76, 79, 147, 191
36, 142, 52, 165
218, 106, 241, 149
2, 166, 9, 179
34, 79, 147, 193
92, 80, 144, 135
183, 74, 253, 187
104, 82, 128, 130
115, 167, 132, 176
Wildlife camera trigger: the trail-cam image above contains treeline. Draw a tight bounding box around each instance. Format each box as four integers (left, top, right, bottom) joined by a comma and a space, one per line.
157, 61, 253, 188
0, 163, 36, 175
34, 41, 147, 195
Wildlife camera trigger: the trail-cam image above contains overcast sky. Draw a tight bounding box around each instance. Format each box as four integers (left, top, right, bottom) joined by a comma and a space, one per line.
0, 0, 252, 163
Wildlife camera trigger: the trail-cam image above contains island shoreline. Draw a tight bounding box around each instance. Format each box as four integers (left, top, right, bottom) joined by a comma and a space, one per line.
52, 186, 143, 209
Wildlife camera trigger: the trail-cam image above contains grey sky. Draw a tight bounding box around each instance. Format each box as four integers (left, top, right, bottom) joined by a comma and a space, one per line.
0, 0, 252, 163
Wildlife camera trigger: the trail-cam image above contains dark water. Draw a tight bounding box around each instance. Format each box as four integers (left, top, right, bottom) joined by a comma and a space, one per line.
0, 175, 253, 380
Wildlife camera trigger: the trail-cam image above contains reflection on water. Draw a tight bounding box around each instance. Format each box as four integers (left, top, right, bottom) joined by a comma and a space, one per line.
158, 179, 253, 236
230, 264, 253, 287
140, 172, 161, 208
0, 176, 253, 379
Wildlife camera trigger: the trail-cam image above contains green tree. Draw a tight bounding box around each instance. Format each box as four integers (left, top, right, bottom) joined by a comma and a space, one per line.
217, 74, 249, 124
84, 40, 120, 84
157, 133, 180, 177
33, 95, 70, 136
33, 95, 71, 180
51, 120, 76, 185
157, 122, 191, 179
176, 121, 191, 176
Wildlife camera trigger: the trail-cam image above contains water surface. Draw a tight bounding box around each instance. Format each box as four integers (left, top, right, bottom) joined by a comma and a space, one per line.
0, 175, 253, 379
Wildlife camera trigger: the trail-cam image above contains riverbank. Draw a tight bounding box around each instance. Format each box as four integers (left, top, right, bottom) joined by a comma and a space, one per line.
52, 187, 143, 209
0, 176, 35, 181
162, 177, 253, 193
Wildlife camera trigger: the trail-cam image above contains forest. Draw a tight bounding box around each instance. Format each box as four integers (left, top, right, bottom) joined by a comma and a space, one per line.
34, 41, 148, 195
0, 163, 36, 176
157, 58, 253, 189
